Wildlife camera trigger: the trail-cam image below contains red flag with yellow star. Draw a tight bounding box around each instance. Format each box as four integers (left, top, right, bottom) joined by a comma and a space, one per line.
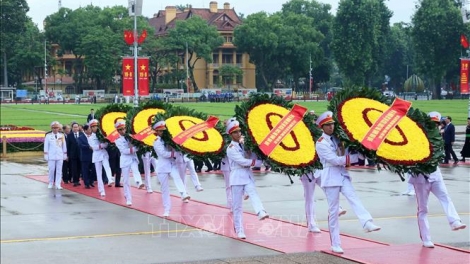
461, 34, 469, 49
137, 29, 147, 44
122, 57, 134, 95
124, 30, 134, 45
138, 57, 149, 95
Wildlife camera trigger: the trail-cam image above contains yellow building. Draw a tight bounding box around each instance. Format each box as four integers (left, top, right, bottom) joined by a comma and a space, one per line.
149, 1, 256, 89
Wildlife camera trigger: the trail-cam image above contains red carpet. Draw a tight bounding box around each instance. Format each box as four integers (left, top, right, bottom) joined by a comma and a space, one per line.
27, 175, 469, 263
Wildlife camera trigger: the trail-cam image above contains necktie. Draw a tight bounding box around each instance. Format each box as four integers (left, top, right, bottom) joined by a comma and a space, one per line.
75, 133, 78, 139
239, 143, 244, 150
55, 135, 57, 139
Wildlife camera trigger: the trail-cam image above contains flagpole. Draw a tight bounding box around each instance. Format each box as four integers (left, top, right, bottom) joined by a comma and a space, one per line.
133, 2, 139, 107
309, 54, 312, 100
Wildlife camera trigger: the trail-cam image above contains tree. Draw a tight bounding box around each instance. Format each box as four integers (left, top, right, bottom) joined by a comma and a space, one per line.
161, 16, 224, 91
0, 0, 29, 87
218, 64, 243, 90
331, 0, 392, 86
412, 0, 463, 99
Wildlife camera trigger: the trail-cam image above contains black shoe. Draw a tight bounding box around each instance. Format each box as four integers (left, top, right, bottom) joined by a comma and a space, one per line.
205, 169, 212, 172
90, 183, 95, 187
115, 184, 123, 188
461, 158, 466, 162
73, 183, 79, 187
453, 160, 459, 164
85, 186, 91, 189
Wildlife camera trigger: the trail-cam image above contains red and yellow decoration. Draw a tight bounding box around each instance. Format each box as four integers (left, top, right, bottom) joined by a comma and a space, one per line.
235, 93, 322, 176
95, 104, 133, 143
330, 87, 443, 176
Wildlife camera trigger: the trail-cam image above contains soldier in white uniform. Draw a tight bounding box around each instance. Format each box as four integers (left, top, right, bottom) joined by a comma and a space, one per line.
315, 111, 380, 254
141, 151, 157, 193
226, 119, 268, 239
44, 121, 67, 189
175, 151, 204, 193
114, 121, 142, 206
300, 170, 347, 233
409, 111, 466, 248
153, 121, 190, 217
88, 119, 114, 197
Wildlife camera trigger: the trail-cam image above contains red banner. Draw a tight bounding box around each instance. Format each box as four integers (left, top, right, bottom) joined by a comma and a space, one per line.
122, 57, 134, 96
259, 104, 307, 157
106, 130, 121, 143
172, 116, 220, 145
460, 58, 469, 94
131, 126, 154, 141
361, 98, 412, 150
138, 57, 149, 96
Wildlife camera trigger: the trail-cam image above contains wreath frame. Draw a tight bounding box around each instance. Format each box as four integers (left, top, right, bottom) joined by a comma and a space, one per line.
94, 103, 132, 144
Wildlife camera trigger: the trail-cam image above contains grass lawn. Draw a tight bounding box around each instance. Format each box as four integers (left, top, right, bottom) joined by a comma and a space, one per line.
1, 98, 468, 131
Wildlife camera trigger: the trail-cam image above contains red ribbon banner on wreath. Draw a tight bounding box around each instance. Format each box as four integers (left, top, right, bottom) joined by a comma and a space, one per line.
259, 104, 308, 157
460, 58, 470, 94
172, 116, 220, 145
138, 57, 149, 96
361, 98, 412, 150
122, 57, 134, 96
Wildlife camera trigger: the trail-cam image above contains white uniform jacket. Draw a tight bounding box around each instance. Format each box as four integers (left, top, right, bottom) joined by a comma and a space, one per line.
153, 137, 176, 173
44, 132, 67, 160
221, 156, 230, 171
174, 151, 189, 164
115, 135, 139, 168
315, 133, 359, 188
88, 132, 109, 163
408, 167, 443, 184
226, 141, 258, 186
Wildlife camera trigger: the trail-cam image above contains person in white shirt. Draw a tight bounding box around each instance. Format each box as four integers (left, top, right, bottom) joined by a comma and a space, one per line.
226, 119, 268, 239
114, 121, 143, 206
44, 121, 67, 189
175, 151, 204, 193
409, 111, 466, 248
153, 121, 190, 217
315, 111, 380, 254
141, 151, 157, 193
88, 119, 114, 197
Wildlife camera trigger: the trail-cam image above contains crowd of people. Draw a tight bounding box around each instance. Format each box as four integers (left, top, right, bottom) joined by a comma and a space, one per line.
42, 109, 467, 254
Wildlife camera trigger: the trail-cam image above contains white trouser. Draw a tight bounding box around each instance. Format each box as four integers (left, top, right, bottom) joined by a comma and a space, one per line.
169, 166, 188, 197
405, 174, 414, 193
123, 161, 140, 203
130, 162, 143, 185
178, 160, 201, 190
142, 156, 157, 191
94, 159, 113, 194
300, 175, 322, 229
157, 173, 171, 213
231, 182, 265, 233
48, 160, 63, 187
412, 180, 461, 242
222, 170, 232, 209
324, 178, 373, 247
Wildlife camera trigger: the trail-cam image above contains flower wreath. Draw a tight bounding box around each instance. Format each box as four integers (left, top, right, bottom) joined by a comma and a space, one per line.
329, 87, 443, 176
153, 105, 226, 162
234, 93, 323, 176
125, 100, 169, 155
94, 103, 133, 144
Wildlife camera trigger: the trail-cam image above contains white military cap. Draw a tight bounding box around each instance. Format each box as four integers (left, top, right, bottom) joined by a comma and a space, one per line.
428, 111, 441, 122
226, 120, 241, 134
88, 119, 99, 127
316, 111, 335, 127
114, 120, 126, 129
152, 120, 166, 131
50, 121, 61, 128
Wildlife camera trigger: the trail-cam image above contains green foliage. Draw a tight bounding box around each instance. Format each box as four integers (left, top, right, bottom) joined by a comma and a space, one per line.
328, 87, 444, 177
161, 16, 224, 91
94, 103, 132, 144
218, 65, 244, 87
234, 93, 323, 177
332, 0, 392, 86
412, 0, 463, 98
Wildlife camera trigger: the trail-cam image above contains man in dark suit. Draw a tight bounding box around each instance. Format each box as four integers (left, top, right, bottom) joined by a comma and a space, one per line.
78, 124, 95, 188
443, 116, 458, 164
106, 145, 122, 187
62, 125, 71, 183
66, 122, 82, 186
87, 109, 95, 123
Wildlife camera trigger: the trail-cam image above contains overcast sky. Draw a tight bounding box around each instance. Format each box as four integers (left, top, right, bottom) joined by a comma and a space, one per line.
28, 0, 417, 30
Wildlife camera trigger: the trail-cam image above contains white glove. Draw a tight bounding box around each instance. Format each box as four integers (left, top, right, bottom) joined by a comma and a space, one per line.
44, 154, 49, 161
349, 154, 359, 164
63, 154, 67, 160
100, 143, 108, 149
254, 159, 263, 168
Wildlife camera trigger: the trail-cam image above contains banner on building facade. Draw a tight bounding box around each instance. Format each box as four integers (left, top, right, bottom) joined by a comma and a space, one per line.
460, 58, 469, 94
122, 57, 134, 96
137, 57, 149, 96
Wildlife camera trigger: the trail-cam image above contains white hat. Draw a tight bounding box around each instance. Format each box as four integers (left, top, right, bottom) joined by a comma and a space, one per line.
114, 120, 126, 129
50, 121, 61, 128
225, 117, 237, 126
226, 120, 241, 134
88, 119, 99, 127
428, 111, 441, 122
152, 121, 166, 131
316, 111, 335, 127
